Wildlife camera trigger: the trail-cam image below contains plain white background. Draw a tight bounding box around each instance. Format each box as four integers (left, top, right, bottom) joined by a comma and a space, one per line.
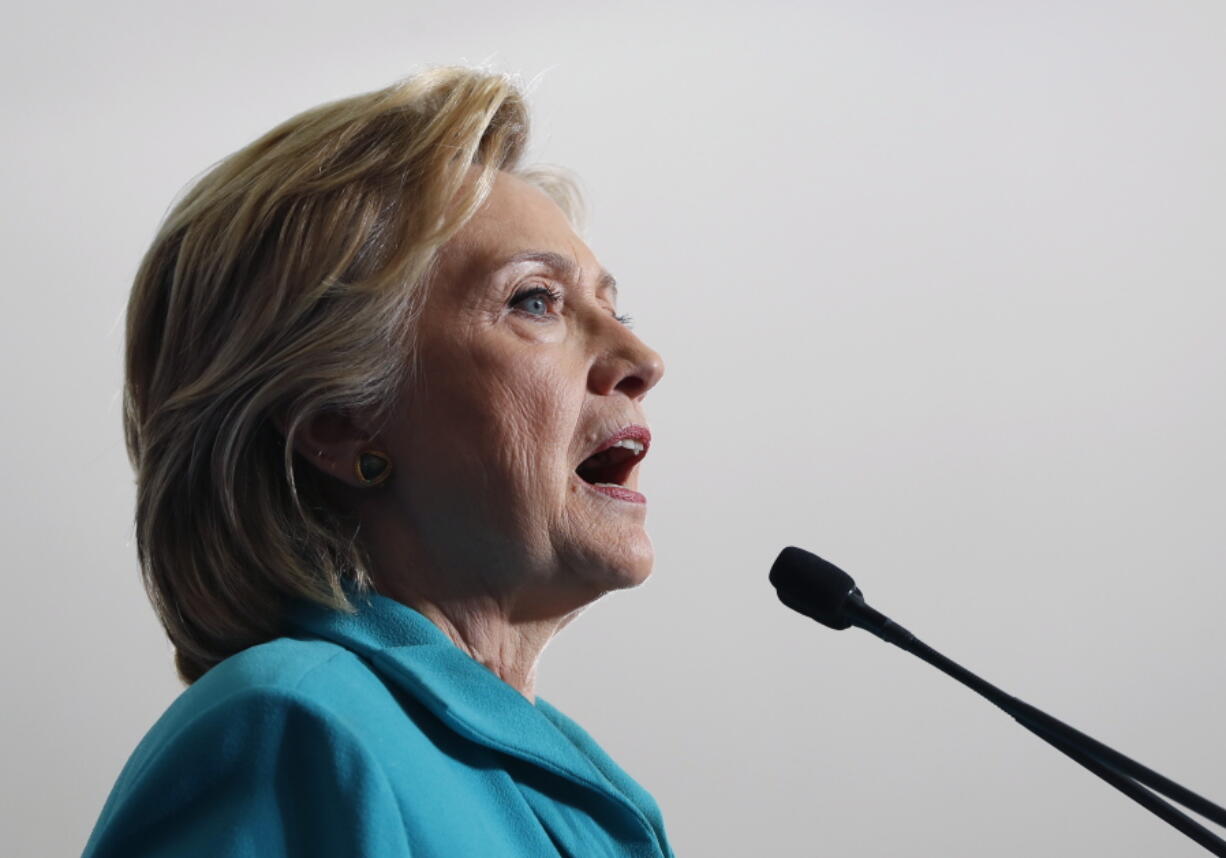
3, 1, 1223, 855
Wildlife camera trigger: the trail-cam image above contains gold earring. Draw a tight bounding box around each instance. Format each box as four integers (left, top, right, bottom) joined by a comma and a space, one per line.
355, 450, 392, 487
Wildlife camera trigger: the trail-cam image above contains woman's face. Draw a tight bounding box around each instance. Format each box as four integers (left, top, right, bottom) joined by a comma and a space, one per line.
371, 170, 665, 617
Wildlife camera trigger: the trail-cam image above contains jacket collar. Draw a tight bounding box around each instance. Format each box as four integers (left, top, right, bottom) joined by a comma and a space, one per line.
283, 587, 668, 843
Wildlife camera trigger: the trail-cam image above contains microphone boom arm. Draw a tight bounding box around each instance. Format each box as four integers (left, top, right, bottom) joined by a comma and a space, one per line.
848, 588, 1226, 856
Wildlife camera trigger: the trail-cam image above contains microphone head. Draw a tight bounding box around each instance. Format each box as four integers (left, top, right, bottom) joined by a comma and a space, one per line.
769, 546, 860, 630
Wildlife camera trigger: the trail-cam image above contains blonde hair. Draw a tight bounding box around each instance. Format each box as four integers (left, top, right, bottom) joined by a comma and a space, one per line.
123, 67, 583, 684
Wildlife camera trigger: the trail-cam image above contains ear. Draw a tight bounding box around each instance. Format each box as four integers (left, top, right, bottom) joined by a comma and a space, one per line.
274, 409, 382, 489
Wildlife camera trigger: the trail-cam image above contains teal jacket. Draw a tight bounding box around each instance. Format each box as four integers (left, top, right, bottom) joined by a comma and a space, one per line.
82, 590, 675, 857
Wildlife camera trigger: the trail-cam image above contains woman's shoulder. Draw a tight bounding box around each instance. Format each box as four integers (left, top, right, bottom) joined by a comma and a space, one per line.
139, 636, 400, 757
191, 634, 377, 705
83, 637, 416, 857
99, 637, 406, 810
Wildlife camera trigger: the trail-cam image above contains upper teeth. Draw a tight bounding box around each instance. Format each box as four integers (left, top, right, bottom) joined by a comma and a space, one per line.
609, 439, 645, 454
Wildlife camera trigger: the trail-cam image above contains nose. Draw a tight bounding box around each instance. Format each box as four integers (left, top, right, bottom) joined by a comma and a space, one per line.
588, 319, 665, 400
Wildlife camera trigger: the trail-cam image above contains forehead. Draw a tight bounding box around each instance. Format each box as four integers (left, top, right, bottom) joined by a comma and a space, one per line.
435, 171, 613, 295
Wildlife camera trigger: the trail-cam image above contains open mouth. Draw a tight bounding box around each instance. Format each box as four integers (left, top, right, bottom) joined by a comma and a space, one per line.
575, 438, 646, 488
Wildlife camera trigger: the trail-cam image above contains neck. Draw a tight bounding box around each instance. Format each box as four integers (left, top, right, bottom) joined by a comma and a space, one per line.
405, 594, 555, 702
359, 515, 599, 702
373, 574, 595, 703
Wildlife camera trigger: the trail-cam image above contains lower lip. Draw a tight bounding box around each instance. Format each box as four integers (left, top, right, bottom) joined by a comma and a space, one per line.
582, 481, 646, 504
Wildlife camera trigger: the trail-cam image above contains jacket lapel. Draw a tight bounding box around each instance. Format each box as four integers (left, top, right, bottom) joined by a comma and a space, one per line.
283, 589, 668, 854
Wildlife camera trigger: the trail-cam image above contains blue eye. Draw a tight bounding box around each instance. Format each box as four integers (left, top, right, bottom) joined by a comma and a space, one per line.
510, 285, 561, 318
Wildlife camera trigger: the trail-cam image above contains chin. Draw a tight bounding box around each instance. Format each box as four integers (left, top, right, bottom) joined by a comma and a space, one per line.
558, 533, 655, 598
595, 537, 656, 592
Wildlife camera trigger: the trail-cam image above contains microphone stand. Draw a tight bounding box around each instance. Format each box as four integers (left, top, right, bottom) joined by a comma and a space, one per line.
856, 598, 1226, 855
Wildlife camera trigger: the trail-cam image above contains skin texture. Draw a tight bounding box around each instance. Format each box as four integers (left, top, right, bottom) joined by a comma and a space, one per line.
297, 170, 665, 701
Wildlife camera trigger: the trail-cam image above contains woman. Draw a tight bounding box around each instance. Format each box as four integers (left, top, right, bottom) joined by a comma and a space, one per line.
84, 66, 673, 858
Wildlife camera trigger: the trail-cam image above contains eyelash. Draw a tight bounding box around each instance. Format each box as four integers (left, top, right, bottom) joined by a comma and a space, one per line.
509, 284, 634, 328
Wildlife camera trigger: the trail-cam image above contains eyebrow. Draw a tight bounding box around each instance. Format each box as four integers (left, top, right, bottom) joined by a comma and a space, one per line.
494, 250, 618, 302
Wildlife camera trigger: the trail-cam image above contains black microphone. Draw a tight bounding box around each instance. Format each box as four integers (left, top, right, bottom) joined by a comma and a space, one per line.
769, 545, 915, 645
770, 545, 1226, 857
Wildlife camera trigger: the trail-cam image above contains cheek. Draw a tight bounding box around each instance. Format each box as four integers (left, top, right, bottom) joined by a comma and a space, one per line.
414, 342, 582, 505
483, 359, 580, 492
